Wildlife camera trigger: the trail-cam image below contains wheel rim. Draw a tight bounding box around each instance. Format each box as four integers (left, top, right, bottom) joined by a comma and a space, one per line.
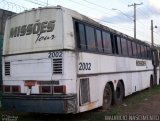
103, 84, 112, 109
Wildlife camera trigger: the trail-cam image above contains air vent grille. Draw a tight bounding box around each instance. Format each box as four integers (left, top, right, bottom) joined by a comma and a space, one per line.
5, 62, 10, 76
53, 58, 62, 74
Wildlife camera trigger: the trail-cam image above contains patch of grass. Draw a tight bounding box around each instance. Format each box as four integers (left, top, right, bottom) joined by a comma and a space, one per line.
106, 85, 160, 116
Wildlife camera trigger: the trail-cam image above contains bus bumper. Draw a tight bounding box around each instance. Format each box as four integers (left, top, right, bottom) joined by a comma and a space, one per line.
2, 94, 77, 114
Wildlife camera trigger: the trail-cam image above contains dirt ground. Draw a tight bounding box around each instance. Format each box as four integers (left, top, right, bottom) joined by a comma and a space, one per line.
122, 91, 160, 115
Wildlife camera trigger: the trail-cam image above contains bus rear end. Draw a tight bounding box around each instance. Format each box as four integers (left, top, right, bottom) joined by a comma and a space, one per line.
2, 6, 77, 114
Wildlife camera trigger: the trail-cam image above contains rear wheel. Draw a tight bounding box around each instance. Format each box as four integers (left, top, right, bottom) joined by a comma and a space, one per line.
114, 81, 124, 105
150, 75, 154, 88
102, 84, 112, 110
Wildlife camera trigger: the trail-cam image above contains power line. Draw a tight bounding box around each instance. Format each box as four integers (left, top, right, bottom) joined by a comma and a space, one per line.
0, 0, 28, 12
24, 0, 46, 6
82, 0, 133, 21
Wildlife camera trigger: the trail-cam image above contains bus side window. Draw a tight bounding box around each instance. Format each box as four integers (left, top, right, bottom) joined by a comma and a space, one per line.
132, 42, 137, 57
147, 47, 151, 59
85, 25, 96, 51
137, 44, 141, 58
95, 29, 103, 52
127, 40, 133, 57
75, 22, 87, 50
113, 35, 118, 54
102, 31, 112, 54
121, 38, 128, 56
117, 36, 122, 55
144, 46, 147, 58
141, 45, 145, 58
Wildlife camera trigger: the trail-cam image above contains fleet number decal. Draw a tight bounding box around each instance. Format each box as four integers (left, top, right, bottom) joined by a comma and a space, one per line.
79, 62, 91, 70
48, 51, 62, 58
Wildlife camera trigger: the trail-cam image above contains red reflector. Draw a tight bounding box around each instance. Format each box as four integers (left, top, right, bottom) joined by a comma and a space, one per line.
53, 85, 66, 94
39, 86, 52, 94
25, 80, 36, 87
12, 86, 20, 93
3, 85, 11, 93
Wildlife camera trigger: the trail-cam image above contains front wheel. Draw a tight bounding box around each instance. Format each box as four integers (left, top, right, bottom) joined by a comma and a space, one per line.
102, 84, 112, 110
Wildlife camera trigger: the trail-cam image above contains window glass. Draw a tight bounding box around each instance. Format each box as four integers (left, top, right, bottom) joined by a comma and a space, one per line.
102, 31, 112, 53
144, 46, 147, 58
117, 37, 122, 55
121, 38, 128, 56
137, 44, 141, 58
85, 25, 96, 51
77, 23, 86, 49
141, 45, 145, 58
127, 40, 132, 56
96, 29, 103, 52
132, 42, 137, 57
147, 47, 151, 59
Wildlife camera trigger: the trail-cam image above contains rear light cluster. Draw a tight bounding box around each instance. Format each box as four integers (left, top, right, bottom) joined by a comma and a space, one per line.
39, 85, 66, 94
3, 85, 21, 93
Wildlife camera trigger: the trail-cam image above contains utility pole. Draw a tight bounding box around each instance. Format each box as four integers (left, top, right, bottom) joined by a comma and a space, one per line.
128, 3, 143, 39
47, 0, 48, 6
151, 20, 157, 86
151, 20, 157, 47
151, 20, 154, 47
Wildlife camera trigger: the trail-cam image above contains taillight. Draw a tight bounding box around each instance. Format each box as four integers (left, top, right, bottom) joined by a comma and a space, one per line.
12, 86, 21, 93
53, 85, 66, 94
39, 85, 66, 94
3, 85, 11, 93
39, 86, 52, 94
3, 85, 20, 93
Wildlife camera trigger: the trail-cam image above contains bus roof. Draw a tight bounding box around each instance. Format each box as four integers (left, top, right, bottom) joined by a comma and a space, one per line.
7, 5, 151, 47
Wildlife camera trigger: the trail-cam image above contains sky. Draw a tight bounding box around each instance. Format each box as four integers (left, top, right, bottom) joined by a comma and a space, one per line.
0, 0, 160, 45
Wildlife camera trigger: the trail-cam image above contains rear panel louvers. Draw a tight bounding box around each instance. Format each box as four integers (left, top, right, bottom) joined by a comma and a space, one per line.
53, 58, 63, 74
5, 62, 10, 76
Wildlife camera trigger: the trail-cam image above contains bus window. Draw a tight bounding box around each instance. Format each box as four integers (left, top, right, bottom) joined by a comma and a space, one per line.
96, 29, 103, 52
117, 36, 122, 55
141, 45, 145, 58
76, 23, 87, 50
132, 42, 137, 57
144, 46, 147, 58
147, 46, 151, 59
127, 40, 133, 56
85, 25, 96, 51
121, 38, 128, 56
137, 44, 141, 58
102, 31, 112, 53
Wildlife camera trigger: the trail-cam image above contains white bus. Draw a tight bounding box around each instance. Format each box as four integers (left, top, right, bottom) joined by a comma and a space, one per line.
2, 6, 159, 114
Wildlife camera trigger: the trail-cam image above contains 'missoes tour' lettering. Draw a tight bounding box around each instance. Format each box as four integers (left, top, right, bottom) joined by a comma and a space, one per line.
10, 20, 55, 38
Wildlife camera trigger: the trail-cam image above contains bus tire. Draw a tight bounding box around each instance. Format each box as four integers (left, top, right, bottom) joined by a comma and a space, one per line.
114, 81, 124, 105
150, 75, 154, 88
102, 83, 112, 110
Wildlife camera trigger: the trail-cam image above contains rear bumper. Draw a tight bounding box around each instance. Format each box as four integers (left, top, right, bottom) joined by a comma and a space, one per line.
2, 94, 77, 114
